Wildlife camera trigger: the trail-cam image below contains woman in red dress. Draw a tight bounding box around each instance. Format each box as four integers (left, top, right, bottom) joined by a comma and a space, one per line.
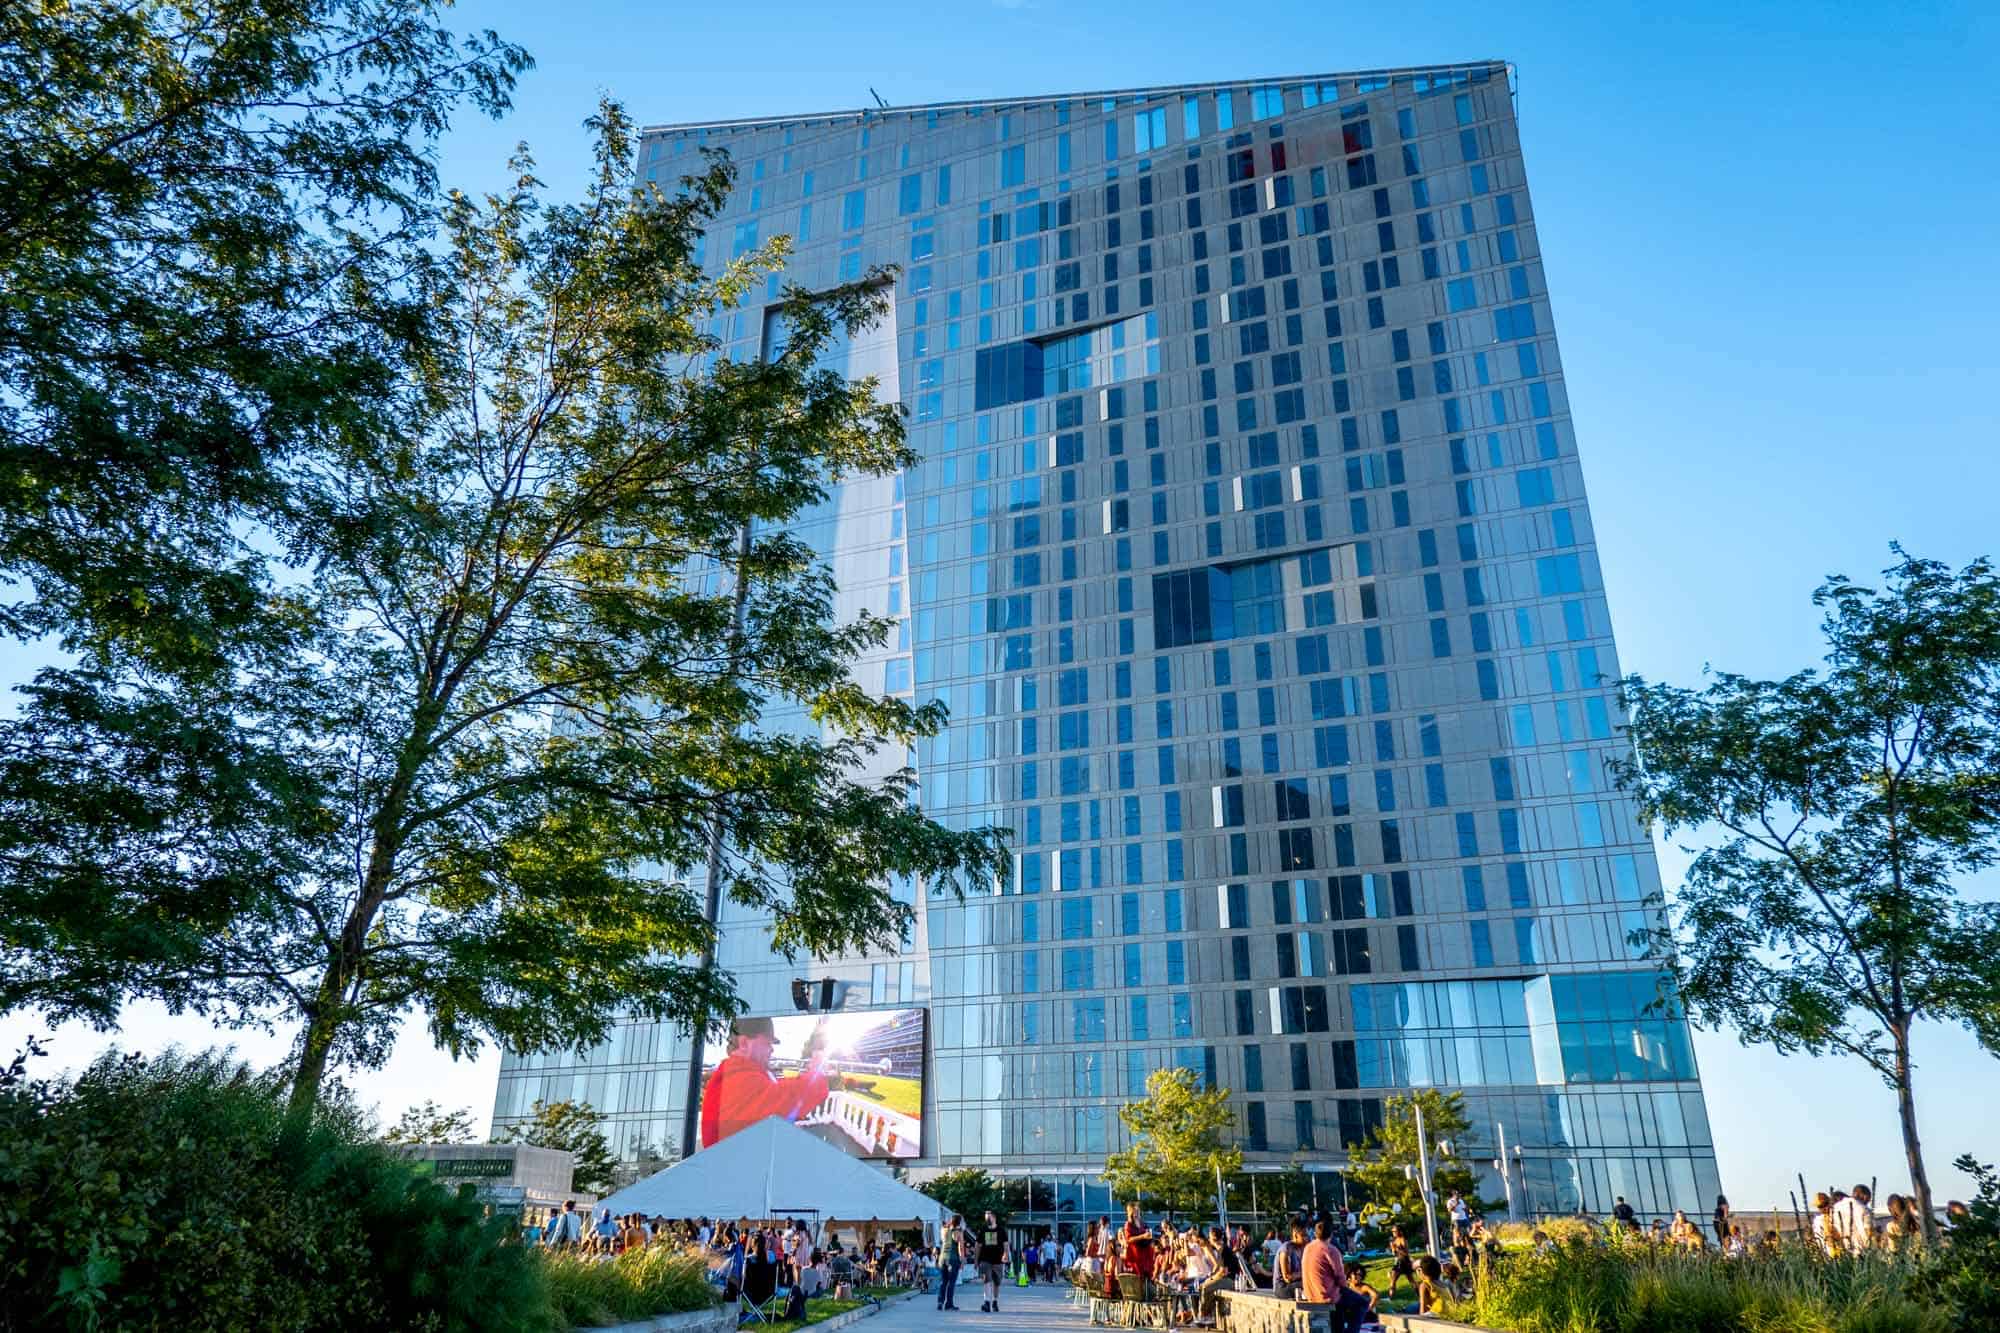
1120, 1201, 1156, 1284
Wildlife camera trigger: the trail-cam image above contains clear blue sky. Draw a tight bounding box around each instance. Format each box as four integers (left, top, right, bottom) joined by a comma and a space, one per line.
6, 0, 1997, 1208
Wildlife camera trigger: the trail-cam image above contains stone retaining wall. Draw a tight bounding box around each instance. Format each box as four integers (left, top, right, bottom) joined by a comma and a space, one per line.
1216, 1289, 1334, 1333
1214, 1290, 1493, 1333
580, 1289, 921, 1333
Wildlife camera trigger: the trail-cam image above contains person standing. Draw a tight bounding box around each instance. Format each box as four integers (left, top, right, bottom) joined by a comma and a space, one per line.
976, 1209, 1008, 1314
785, 1219, 808, 1286
1812, 1192, 1835, 1254
543, 1199, 584, 1248
1120, 1201, 1156, 1284
1446, 1190, 1472, 1266
1385, 1227, 1414, 1298
937, 1215, 963, 1311
1831, 1184, 1875, 1253
1711, 1195, 1732, 1250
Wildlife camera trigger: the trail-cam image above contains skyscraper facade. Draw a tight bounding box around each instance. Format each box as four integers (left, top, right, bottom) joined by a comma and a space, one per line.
490, 63, 1722, 1221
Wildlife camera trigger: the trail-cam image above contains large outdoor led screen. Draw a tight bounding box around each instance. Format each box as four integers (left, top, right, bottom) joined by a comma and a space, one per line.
698, 1008, 925, 1160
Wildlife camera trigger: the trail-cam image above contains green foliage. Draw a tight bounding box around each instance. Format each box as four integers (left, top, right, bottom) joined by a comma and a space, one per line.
1913, 1154, 2000, 1330
918, 1167, 1004, 1224
0, 97, 1008, 1114
1227, 1158, 1313, 1222
0, 0, 526, 672
1346, 1089, 1489, 1222
0, 1044, 548, 1332
1103, 1067, 1242, 1216
536, 1245, 715, 1328
1617, 550, 2000, 1235
1461, 1237, 1951, 1333
494, 1098, 617, 1196
381, 1098, 480, 1145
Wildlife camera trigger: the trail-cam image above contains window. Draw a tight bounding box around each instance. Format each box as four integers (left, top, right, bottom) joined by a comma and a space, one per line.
1000, 145, 1026, 188
1495, 303, 1537, 340
1133, 105, 1168, 153
841, 189, 866, 230
1518, 467, 1557, 506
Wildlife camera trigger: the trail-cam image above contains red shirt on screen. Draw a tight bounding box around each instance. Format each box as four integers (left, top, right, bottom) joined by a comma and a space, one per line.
699, 1052, 829, 1147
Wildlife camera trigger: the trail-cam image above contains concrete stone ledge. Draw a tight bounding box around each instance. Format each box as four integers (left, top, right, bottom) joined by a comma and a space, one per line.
1217, 1289, 1334, 1333
1376, 1314, 1493, 1333
1213, 1291, 1494, 1333
580, 1288, 922, 1333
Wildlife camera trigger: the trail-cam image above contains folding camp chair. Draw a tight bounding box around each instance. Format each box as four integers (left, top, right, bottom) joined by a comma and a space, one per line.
738, 1260, 783, 1325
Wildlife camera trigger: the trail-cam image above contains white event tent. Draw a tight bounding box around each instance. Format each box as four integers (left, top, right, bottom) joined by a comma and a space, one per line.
595, 1115, 944, 1239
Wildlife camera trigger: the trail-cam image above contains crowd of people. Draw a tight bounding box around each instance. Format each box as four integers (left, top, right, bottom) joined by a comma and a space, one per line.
524, 1178, 1976, 1329
531, 1205, 940, 1322
1054, 1200, 1407, 1330
1597, 1186, 1972, 1258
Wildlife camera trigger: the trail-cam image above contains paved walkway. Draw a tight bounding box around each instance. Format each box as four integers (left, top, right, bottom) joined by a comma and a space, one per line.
864, 1279, 1088, 1332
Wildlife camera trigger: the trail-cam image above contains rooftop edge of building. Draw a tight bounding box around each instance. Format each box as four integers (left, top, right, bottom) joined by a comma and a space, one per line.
641, 60, 1513, 136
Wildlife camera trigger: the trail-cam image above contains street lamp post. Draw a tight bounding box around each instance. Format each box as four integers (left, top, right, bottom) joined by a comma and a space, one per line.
1413, 1100, 1442, 1260
1494, 1121, 1516, 1222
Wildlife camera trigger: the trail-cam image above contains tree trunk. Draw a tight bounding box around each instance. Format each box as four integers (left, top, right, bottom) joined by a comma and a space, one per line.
287, 969, 347, 1123
677, 520, 754, 1160
287, 714, 433, 1122
1892, 1026, 1938, 1244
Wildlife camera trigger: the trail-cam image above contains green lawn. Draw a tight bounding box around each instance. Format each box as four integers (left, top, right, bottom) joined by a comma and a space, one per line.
841, 1073, 922, 1119
745, 1286, 908, 1332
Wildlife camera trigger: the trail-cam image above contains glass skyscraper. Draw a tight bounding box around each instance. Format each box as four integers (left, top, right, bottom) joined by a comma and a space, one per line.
490, 63, 1721, 1221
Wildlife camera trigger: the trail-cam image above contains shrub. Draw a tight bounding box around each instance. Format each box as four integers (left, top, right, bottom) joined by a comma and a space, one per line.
1912, 1155, 2000, 1331
0, 1046, 548, 1331
537, 1246, 716, 1328
1460, 1238, 1950, 1333
1536, 1216, 1603, 1246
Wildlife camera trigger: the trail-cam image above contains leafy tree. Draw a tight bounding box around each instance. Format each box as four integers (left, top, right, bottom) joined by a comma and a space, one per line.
493, 1098, 617, 1196
919, 1167, 1004, 1224
381, 1098, 479, 1145
0, 0, 526, 673
1346, 1090, 1486, 1230
1103, 1067, 1242, 1216
1617, 551, 2000, 1241
1228, 1158, 1313, 1220
0, 103, 1007, 1116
